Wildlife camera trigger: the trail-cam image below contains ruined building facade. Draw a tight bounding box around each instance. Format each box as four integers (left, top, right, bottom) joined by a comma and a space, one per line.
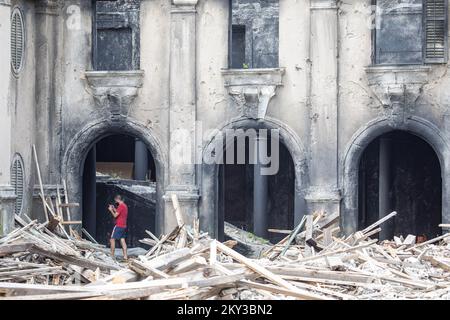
1, 0, 450, 243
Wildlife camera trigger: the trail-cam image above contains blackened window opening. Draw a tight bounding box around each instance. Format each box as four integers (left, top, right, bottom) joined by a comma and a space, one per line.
93, 0, 141, 71
229, 0, 279, 69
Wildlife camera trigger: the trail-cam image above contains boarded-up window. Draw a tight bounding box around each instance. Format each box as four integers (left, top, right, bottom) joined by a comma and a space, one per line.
94, 0, 140, 71
374, 0, 448, 65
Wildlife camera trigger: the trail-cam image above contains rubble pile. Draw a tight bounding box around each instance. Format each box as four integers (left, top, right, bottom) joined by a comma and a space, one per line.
1, 202, 450, 300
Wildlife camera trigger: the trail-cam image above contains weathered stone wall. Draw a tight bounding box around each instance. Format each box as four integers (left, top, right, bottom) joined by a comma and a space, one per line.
3, 0, 450, 237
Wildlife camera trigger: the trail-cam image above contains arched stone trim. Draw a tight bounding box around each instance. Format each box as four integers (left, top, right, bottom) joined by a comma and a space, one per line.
199, 116, 308, 237
62, 118, 168, 235
341, 116, 450, 235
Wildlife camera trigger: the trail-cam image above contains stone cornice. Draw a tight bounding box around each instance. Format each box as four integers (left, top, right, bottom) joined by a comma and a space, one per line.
171, 0, 198, 13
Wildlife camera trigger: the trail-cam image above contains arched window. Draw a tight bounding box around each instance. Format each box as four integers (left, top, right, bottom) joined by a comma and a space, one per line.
11, 7, 25, 74
373, 0, 448, 65
11, 154, 25, 215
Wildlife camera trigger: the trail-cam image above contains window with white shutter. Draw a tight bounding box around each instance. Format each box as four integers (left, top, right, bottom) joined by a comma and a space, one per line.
374, 0, 448, 65
11, 7, 25, 74
424, 0, 448, 63
11, 155, 25, 216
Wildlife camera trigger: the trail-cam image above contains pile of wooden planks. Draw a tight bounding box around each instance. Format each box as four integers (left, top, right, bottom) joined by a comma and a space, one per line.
1, 204, 450, 300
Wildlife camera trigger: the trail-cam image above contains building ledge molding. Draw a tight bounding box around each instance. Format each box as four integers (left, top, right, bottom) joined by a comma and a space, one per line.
365, 65, 431, 110
85, 70, 144, 118
221, 68, 285, 120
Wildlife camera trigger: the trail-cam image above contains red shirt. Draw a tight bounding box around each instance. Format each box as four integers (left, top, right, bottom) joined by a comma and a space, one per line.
115, 203, 128, 228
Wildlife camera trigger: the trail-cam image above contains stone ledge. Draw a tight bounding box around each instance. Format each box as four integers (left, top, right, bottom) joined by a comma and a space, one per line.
221, 68, 285, 120
304, 187, 341, 204
365, 65, 430, 108
0, 0, 11, 7
85, 70, 144, 118
310, 0, 338, 9
0, 185, 16, 200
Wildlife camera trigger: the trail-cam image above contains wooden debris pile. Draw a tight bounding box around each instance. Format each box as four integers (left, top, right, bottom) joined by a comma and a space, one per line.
1, 201, 450, 299
0, 215, 119, 286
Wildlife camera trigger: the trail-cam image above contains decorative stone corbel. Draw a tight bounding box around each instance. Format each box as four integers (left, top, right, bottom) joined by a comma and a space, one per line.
222, 68, 285, 120
85, 70, 144, 118
365, 66, 430, 118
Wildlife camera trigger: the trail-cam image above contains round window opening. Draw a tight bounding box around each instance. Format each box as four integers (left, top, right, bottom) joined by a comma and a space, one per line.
11, 7, 25, 74
11, 155, 25, 215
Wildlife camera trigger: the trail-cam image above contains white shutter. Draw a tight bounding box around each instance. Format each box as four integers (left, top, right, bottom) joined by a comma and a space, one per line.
11, 156, 25, 215
11, 8, 25, 73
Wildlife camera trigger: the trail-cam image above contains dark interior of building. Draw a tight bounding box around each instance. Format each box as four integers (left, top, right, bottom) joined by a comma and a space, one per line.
358, 131, 442, 240
82, 134, 157, 247
218, 136, 295, 243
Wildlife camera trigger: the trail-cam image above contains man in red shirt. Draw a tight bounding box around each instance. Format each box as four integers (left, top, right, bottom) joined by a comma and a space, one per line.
108, 194, 128, 260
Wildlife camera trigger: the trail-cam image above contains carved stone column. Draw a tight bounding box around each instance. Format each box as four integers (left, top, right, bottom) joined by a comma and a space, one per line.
0, 0, 14, 236
306, 0, 341, 215
163, 0, 200, 232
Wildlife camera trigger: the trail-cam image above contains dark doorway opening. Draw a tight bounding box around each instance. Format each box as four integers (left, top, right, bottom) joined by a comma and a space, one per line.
218, 135, 295, 243
82, 134, 157, 247
358, 131, 442, 240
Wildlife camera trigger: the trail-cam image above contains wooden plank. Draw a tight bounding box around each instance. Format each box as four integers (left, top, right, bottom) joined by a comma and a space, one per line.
281, 215, 307, 256
171, 194, 187, 248
361, 211, 397, 234
305, 215, 317, 247
316, 212, 340, 229
215, 240, 324, 299
81, 228, 98, 244
58, 203, 80, 208
406, 233, 450, 251
61, 221, 82, 225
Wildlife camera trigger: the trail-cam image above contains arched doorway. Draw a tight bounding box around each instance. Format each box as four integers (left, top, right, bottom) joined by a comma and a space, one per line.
358, 130, 442, 239
82, 134, 157, 247
82, 134, 156, 246
217, 130, 295, 243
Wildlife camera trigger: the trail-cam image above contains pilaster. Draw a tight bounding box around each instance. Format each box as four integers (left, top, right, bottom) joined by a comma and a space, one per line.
0, 0, 13, 236
164, 0, 200, 232
307, 0, 341, 214
34, 0, 61, 185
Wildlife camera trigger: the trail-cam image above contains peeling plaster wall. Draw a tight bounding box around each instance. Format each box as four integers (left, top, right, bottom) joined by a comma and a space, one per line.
5, 0, 450, 236
9, 0, 37, 220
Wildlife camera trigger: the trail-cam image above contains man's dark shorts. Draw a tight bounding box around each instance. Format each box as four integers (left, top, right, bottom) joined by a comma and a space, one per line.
111, 226, 127, 240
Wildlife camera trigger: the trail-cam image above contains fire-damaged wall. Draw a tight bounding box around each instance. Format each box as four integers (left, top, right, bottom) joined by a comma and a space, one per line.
93, 0, 140, 70
3, 0, 450, 242
230, 0, 279, 68
359, 131, 442, 239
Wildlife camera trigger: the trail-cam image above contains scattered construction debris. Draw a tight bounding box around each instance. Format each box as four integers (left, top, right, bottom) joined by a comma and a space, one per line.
1, 195, 450, 300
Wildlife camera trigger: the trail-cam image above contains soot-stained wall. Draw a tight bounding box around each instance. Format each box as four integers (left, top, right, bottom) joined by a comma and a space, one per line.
359, 131, 442, 238
94, 0, 141, 70
231, 0, 279, 68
